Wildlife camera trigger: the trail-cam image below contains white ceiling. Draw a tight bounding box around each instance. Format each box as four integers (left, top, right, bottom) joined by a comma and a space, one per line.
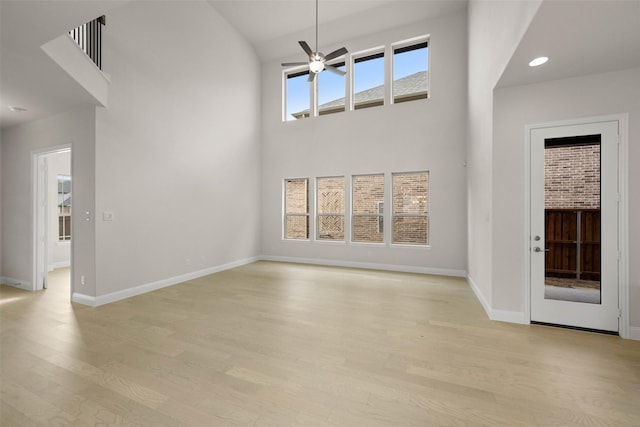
2, 0, 639, 130
498, 0, 640, 88
207, 0, 467, 61
0, 0, 129, 129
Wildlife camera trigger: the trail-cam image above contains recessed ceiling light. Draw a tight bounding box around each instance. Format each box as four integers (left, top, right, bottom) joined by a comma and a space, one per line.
8, 106, 28, 112
529, 56, 549, 67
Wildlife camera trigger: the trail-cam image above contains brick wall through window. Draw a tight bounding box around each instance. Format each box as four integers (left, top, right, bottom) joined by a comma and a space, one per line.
545, 144, 600, 209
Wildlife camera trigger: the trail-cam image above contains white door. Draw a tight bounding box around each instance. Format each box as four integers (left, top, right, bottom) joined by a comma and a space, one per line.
530, 120, 619, 332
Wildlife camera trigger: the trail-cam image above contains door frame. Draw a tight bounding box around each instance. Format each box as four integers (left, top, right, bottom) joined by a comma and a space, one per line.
31, 144, 73, 298
524, 114, 629, 338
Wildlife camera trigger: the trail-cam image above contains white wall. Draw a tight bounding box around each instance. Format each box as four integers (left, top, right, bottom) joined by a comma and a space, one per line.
261, 9, 468, 274
47, 150, 71, 270
94, 0, 262, 297
0, 107, 96, 294
493, 68, 640, 327
466, 0, 541, 308
0, 140, 2, 280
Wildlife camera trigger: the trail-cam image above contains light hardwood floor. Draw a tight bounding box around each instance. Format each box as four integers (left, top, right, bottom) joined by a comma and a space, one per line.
2, 262, 639, 426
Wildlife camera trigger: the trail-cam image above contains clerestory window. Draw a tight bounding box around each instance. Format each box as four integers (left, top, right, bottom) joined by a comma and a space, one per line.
392, 38, 429, 104
352, 50, 385, 110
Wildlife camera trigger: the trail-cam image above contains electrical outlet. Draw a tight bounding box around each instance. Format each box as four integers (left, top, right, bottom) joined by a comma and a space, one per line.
81, 275, 85, 285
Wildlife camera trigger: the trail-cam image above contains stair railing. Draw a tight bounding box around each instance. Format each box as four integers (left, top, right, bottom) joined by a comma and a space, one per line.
69, 15, 105, 70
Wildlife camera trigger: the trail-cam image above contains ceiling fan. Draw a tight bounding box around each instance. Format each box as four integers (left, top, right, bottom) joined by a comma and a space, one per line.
281, 0, 348, 82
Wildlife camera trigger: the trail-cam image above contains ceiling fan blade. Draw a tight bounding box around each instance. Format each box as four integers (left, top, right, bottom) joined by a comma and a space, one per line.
281, 62, 308, 66
324, 47, 348, 61
299, 41, 313, 57
307, 72, 316, 83
324, 64, 346, 76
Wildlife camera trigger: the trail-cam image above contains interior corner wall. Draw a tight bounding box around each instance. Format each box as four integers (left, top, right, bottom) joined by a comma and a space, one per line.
493, 68, 640, 327
0, 141, 3, 279
260, 9, 468, 274
94, 0, 262, 297
466, 0, 541, 311
0, 107, 97, 295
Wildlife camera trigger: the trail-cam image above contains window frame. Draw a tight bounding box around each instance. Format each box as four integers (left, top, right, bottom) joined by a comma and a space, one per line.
315, 176, 346, 242
351, 47, 386, 111
391, 36, 429, 105
283, 178, 310, 240
351, 173, 385, 244
391, 171, 430, 246
57, 174, 72, 242
283, 67, 313, 122
317, 60, 347, 117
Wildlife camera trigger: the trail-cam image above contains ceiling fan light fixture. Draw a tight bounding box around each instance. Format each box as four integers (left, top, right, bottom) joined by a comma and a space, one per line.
309, 59, 325, 73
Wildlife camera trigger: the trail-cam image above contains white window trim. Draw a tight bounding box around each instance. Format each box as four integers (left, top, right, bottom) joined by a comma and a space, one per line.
283, 177, 310, 240
57, 174, 72, 242
283, 35, 430, 122
350, 46, 386, 111
351, 173, 385, 244
316, 176, 346, 242
282, 66, 313, 122
390, 35, 430, 105
317, 60, 347, 117
391, 171, 430, 246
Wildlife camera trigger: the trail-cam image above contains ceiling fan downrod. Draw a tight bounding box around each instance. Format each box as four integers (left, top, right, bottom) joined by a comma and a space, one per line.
280, 0, 348, 82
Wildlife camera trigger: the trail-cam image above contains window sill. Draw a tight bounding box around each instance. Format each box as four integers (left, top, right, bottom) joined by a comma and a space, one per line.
348, 241, 385, 247
390, 243, 431, 249
315, 239, 346, 245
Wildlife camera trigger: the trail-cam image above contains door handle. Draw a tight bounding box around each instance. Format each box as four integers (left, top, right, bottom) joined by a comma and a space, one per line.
533, 247, 550, 252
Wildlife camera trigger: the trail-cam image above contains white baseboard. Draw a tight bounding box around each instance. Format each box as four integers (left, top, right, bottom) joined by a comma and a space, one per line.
491, 308, 526, 324
0, 276, 31, 290
628, 327, 640, 341
466, 274, 526, 324
71, 292, 96, 306
75, 256, 261, 307
466, 274, 492, 318
65, 256, 637, 340
260, 255, 466, 277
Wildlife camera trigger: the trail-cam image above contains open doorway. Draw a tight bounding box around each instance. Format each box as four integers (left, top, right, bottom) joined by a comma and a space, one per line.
33, 145, 72, 298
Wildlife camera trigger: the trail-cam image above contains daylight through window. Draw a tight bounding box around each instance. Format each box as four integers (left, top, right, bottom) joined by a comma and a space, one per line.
285, 70, 311, 121
318, 62, 346, 116
283, 35, 429, 121
392, 40, 428, 103
353, 51, 385, 110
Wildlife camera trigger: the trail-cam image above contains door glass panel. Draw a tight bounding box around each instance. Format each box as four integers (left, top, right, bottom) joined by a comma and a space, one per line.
544, 135, 601, 304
